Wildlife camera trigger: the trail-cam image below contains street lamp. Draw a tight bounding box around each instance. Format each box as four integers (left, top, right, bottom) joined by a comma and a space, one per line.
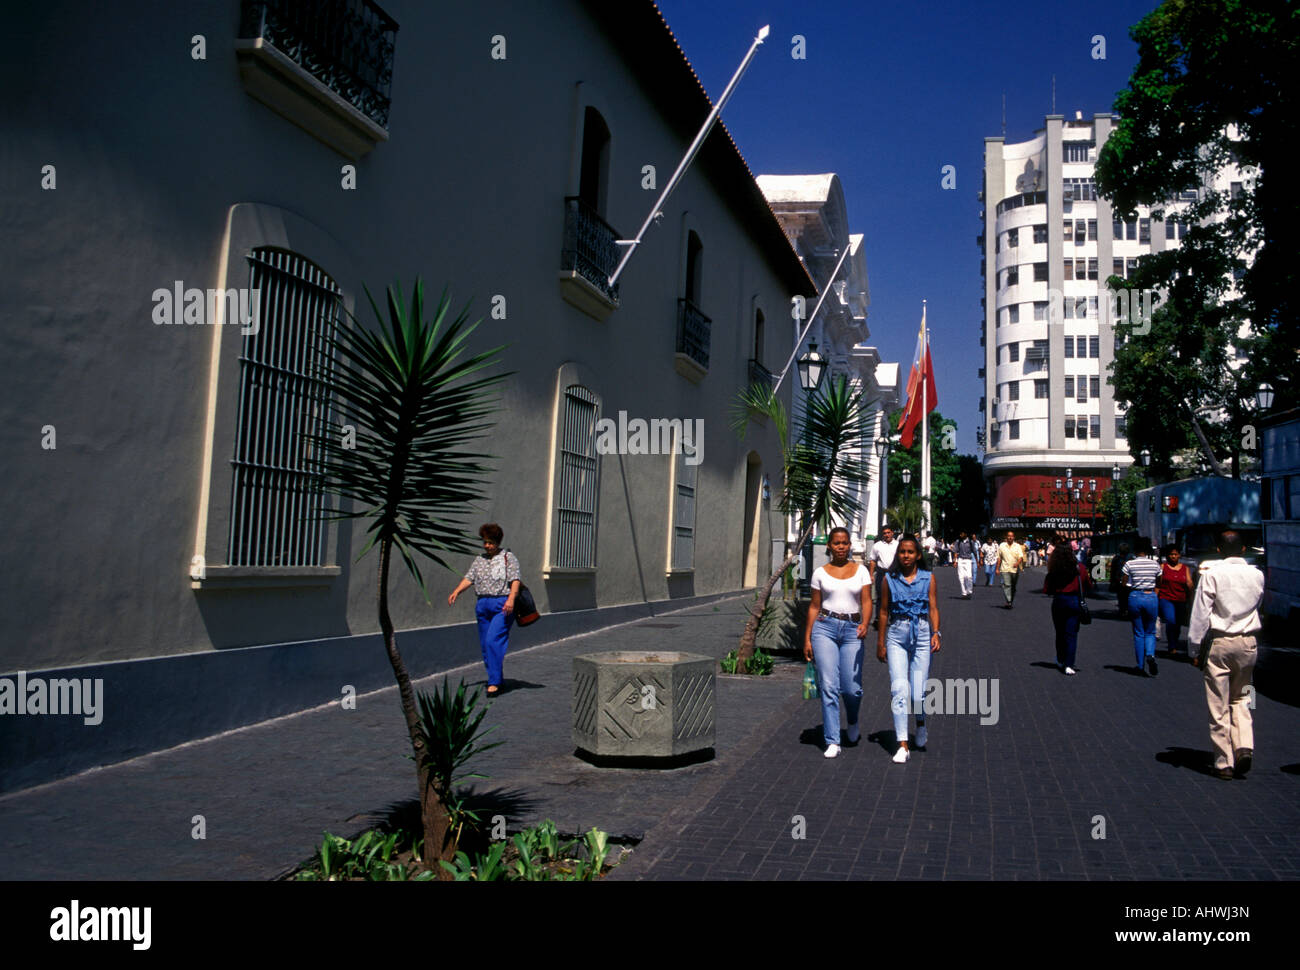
1111, 463, 1120, 482
797, 343, 827, 392
1140, 448, 1152, 468
873, 434, 891, 533
901, 467, 913, 535
1256, 382, 1274, 410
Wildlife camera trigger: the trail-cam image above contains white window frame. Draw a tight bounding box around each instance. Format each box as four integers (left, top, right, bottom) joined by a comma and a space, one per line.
543, 363, 602, 576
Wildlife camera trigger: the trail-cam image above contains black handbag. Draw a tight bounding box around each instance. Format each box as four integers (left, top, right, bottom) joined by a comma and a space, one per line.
1078, 591, 1092, 625
507, 551, 540, 626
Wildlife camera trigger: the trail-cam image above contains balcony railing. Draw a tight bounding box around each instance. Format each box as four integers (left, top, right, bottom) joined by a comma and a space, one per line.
677, 299, 711, 371
748, 358, 773, 388
561, 197, 621, 305
239, 0, 399, 129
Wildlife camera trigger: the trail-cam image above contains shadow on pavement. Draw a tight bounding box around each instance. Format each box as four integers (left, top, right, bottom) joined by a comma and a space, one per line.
1155, 746, 1218, 777
1104, 664, 1149, 677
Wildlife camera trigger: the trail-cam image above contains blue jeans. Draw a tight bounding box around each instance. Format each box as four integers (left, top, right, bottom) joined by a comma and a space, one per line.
885, 616, 932, 745
475, 596, 514, 686
1051, 594, 1082, 668
1129, 590, 1158, 666
984, 564, 995, 585
810, 616, 863, 747
1158, 597, 1185, 649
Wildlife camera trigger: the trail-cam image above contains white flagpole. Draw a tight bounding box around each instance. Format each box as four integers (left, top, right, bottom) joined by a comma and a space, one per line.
772, 241, 854, 395
921, 301, 931, 538
608, 24, 771, 289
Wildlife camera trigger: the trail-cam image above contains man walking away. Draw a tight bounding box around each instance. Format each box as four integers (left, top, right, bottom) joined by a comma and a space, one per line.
1187, 531, 1265, 781
868, 526, 899, 628
954, 531, 977, 598
997, 530, 1026, 608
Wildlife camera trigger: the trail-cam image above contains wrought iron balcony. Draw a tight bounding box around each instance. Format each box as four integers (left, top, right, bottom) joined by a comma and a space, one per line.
748, 358, 773, 388
677, 299, 711, 371
561, 197, 621, 306
239, 0, 399, 129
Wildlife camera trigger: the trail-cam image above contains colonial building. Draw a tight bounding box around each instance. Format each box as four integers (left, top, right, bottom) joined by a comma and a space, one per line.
757, 173, 898, 546
1, 0, 816, 790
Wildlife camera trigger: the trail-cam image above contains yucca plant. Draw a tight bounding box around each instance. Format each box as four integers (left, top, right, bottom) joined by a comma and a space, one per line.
308, 279, 509, 877
730, 374, 875, 672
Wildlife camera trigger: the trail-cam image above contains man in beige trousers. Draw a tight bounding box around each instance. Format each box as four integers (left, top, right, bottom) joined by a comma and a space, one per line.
1187, 531, 1265, 781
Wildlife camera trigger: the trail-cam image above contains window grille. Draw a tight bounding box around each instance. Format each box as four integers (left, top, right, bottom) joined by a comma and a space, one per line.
228, 247, 340, 566
555, 384, 600, 568
670, 442, 697, 571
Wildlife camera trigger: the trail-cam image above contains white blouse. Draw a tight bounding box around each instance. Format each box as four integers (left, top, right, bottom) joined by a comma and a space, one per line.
812, 563, 871, 615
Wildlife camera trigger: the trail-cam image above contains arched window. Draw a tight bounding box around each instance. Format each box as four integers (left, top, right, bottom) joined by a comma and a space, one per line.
227, 247, 340, 566
554, 383, 601, 569
578, 107, 610, 217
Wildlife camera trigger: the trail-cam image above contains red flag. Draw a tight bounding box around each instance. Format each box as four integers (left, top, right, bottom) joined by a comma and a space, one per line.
898, 314, 938, 449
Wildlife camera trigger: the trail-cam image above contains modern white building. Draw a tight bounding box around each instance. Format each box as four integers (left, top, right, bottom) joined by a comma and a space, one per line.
979, 111, 1211, 534
757, 174, 898, 547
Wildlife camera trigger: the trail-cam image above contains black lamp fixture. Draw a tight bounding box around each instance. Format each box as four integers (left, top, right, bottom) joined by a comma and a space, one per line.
797, 343, 827, 392
1140, 448, 1152, 467
874, 438, 889, 459
1256, 382, 1274, 410
1111, 463, 1120, 481
901, 468, 912, 485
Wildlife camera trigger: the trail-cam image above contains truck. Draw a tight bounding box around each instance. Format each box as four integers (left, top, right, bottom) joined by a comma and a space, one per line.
1135, 475, 1261, 574
1260, 407, 1300, 628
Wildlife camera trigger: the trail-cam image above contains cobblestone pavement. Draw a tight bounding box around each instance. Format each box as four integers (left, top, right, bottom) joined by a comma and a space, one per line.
609, 570, 1300, 880
2, 571, 1297, 880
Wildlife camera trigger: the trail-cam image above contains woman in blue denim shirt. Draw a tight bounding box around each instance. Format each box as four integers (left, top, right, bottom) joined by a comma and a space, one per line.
803, 528, 872, 759
875, 536, 941, 764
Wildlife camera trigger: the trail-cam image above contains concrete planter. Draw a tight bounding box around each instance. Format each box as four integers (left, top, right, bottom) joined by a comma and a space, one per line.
572, 651, 715, 759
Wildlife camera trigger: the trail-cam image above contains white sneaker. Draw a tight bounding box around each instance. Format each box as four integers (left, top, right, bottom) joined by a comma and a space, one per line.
892, 746, 910, 764
824, 744, 840, 759
916, 725, 928, 748
846, 724, 860, 744
1065, 666, 1077, 676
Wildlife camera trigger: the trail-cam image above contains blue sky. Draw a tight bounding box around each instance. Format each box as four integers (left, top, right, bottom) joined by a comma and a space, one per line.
655, 0, 1161, 453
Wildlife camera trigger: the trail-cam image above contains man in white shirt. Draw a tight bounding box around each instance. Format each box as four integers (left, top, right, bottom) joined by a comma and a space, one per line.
1187, 531, 1265, 780
867, 526, 898, 627
954, 530, 977, 598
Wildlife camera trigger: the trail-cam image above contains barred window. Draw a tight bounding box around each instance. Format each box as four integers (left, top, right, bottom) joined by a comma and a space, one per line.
669, 439, 697, 572
228, 247, 339, 566
554, 384, 601, 568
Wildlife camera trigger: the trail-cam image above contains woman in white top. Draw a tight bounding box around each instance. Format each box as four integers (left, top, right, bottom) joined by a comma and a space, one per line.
803, 527, 872, 758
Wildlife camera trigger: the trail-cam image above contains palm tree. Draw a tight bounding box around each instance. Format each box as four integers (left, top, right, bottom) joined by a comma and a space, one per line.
730, 374, 874, 672
309, 279, 508, 873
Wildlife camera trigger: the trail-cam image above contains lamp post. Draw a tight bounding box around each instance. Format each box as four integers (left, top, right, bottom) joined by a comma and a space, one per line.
902, 467, 913, 536
1140, 448, 1151, 468
795, 343, 827, 594
874, 435, 891, 533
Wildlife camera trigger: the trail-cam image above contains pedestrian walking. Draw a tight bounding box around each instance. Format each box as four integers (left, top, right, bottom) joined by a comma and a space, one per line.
1109, 542, 1133, 619
981, 536, 998, 586
804, 527, 872, 759
867, 525, 899, 628
1187, 531, 1265, 780
1042, 544, 1092, 674
954, 530, 977, 598
876, 536, 941, 763
1157, 544, 1195, 656
447, 523, 521, 697
1026, 536, 1038, 567
1123, 537, 1162, 676
997, 530, 1027, 608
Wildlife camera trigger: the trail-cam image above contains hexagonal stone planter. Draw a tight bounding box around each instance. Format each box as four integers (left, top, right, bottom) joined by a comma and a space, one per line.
573, 651, 715, 759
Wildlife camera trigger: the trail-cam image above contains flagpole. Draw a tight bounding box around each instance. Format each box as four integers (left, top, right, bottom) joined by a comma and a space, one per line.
921, 301, 930, 538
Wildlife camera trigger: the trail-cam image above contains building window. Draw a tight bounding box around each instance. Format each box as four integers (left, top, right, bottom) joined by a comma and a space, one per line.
563, 107, 620, 306
1063, 177, 1097, 201
1064, 376, 1075, 396
1087, 296, 1098, 319
1009, 342, 1020, 362
1088, 219, 1097, 241
1033, 301, 1047, 321
669, 439, 697, 571
1089, 335, 1099, 358
1078, 336, 1089, 357
753, 308, 765, 367
1139, 217, 1151, 244
1065, 416, 1075, 438
1065, 338, 1074, 359
676, 231, 710, 370
1009, 419, 1021, 440
1074, 220, 1086, 245
1077, 416, 1089, 439
1064, 142, 1093, 162
1113, 257, 1125, 279
1090, 376, 1100, 398
1008, 304, 1020, 324
1087, 258, 1098, 280
1033, 263, 1049, 282
1034, 379, 1048, 399
1033, 224, 1047, 244
1007, 228, 1019, 248
1063, 258, 1073, 280
1063, 220, 1073, 240
1077, 379, 1088, 403
1090, 414, 1101, 439
1125, 220, 1138, 240
228, 247, 341, 567
1004, 266, 1019, 287
1127, 257, 1140, 277
554, 384, 601, 568
1116, 415, 1127, 438
1008, 381, 1020, 401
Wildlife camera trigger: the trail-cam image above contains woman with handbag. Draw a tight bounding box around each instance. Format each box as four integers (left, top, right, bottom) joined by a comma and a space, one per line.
1042, 544, 1092, 675
448, 523, 520, 697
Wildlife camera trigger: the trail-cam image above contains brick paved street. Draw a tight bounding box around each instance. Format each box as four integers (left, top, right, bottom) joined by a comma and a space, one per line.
610, 569, 1300, 880
1, 570, 1297, 880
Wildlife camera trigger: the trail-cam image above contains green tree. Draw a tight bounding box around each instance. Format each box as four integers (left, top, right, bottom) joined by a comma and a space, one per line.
731, 375, 874, 672
1095, 469, 1152, 533
311, 280, 508, 875
1095, 0, 1299, 471
884, 409, 961, 533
